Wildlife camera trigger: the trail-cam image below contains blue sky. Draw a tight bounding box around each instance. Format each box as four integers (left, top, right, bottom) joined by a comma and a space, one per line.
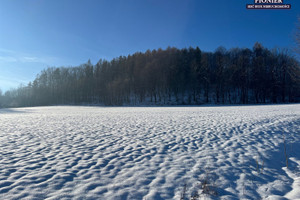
0, 0, 299, 92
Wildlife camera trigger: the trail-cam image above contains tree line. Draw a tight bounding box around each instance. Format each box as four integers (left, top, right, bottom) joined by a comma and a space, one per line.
0, 42, 300, 107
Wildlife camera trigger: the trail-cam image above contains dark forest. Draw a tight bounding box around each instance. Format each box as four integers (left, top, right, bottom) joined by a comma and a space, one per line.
0, 42, 300, 107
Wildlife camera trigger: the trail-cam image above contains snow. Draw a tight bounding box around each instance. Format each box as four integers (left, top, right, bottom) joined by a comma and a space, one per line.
0, 105, 299, 200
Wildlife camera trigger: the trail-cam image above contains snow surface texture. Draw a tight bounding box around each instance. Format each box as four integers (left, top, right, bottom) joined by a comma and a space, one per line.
0, 105, 299, 200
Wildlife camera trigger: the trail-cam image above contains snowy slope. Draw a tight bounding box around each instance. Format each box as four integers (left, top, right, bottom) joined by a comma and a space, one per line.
0, 105, 299, 200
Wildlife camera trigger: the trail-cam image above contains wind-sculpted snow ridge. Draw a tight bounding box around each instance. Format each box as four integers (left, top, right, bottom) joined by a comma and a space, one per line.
0, 105, 299, 200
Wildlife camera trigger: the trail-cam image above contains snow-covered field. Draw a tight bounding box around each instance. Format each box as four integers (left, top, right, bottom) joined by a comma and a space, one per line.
0, 105, 299, 200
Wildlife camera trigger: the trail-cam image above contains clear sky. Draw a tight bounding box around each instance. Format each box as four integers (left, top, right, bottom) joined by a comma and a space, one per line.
0, 0, 299, 92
